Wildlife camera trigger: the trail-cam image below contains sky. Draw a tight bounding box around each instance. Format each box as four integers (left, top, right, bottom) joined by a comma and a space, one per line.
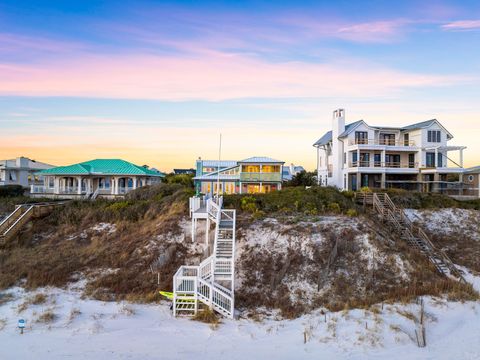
1, 0, 480, 171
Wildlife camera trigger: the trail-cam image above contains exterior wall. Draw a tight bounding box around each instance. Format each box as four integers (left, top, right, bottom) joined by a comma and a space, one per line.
31, 174, 161, 198
464, 173, 480, 197
0, 157, 53, 187
317, 112, 464, 192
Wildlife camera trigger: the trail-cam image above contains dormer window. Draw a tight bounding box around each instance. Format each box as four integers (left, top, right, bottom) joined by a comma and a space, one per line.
427, 130, 441, 143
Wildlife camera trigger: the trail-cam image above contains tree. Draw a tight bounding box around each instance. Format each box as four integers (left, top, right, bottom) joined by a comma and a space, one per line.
286, 171, 317, 187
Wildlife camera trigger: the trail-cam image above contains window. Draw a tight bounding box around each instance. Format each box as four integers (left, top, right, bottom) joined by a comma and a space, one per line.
355, 131, 368, 144
385, 154, 400, 167
343, 153, 346, 164
427, 130, 441, 143
404, 133, 410, 146
48, 177, 54, 188
374, 154, 381, 167
408, 154, 415, 168
426, 152, 436, 167
468, 175, 474, 182
352, 152, 358, 165
437, 153, 443, 168
380, 133, 396, 146
360, 153, 370, 167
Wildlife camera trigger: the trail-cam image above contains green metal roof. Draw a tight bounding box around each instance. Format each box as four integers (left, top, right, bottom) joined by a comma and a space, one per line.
37, 159, 165, 177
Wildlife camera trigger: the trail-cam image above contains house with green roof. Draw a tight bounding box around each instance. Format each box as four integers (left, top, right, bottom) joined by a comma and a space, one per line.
31, 159, 165, 199
194, 156, 285, 195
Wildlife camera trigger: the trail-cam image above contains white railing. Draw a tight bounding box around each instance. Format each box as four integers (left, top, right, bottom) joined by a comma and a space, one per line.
1, 205, 34, 239
174, 194, 235, 319
349, 138, 416, 147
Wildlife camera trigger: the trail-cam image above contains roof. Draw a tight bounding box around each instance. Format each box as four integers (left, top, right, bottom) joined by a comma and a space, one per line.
313, 120, 363, 147
37, 159, 165, 177
465, 166, 480, 174
238, 157, 284, 164
313, 118, 453, 146
0, 157, 54, 170
401, 119, 437, 131
199, 160, 238, 168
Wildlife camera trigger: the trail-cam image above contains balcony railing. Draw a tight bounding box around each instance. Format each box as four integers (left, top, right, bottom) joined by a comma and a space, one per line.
240, 172, 282, 182
349, 139, 416, 147
350, 161, 418, 169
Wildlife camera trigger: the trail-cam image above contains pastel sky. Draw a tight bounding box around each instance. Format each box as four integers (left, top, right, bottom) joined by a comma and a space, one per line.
1, 0, 480, 171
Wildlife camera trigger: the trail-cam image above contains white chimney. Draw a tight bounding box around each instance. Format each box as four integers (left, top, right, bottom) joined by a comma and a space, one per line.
331, 109, 345, 188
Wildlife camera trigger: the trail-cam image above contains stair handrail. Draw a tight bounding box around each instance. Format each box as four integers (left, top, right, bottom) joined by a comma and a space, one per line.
0, 206, 24, 233
3, 205, 34, 237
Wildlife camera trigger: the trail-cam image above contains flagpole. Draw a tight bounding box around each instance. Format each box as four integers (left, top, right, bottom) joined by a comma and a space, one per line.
217, 133, 222, 199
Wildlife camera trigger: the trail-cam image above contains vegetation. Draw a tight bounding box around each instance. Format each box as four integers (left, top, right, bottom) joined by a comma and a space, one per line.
381, 188, 480, 210
0, 183, 194, 302
284, 170, 317, 187
224, 186, 356, 217
0, 185, 25, 198
163, 173, 194, 188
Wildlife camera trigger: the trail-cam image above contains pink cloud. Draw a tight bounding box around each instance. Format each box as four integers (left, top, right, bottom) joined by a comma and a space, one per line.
442, 20, 480, 30
336, 20, 408, 43
0, 33, 84, 54
0, 51, 466, 101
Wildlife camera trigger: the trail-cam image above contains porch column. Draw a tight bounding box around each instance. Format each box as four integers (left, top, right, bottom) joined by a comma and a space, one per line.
381, 172, 386, 189
54, 177, 60, 194
434, 148, 438, 168
356, 173, 361, 190
260, 182, 263, 193
133, 177, 138, 189
77, 177, 82, 195
357, 148, 360, 167
381, 150, 386, 167
460, 149, 464, 168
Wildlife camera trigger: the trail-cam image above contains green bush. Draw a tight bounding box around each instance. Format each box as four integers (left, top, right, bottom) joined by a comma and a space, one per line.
240, 196, 258, 213
346, 208, 358, 217
223, 186, 355, 215
327, 202, 341, 213
0, 185, 24, 197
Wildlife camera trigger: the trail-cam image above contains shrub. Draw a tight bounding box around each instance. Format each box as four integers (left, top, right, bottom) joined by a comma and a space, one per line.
327, 202, 341, 213
0, 185, 24, 197
37, 310, 56, 323
346, 208, 358, 217
240, 196, 258, 213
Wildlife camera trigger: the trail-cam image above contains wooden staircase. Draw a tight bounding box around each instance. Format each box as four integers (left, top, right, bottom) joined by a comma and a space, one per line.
0, 202, 65, 244
173, 196, 236, 318
356, 192, 466, 283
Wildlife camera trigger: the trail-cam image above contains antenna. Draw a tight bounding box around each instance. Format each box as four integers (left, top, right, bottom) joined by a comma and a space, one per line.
216, 133, 222, 198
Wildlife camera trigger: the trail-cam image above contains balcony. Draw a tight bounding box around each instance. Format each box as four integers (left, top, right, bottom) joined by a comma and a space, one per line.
349, 139, 416, 147
240, 172, 282, 182
350, 161, 418, 169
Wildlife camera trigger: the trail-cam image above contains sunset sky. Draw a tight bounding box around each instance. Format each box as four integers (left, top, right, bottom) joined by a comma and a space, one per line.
1, 0, 480, 171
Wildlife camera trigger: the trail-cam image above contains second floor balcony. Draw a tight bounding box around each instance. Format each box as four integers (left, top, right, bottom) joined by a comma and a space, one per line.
240, 172, 282, 182
348, 138, 416, 147
350, 161, 419, 169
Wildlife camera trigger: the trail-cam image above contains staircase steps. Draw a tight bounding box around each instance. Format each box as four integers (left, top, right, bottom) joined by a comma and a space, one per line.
173, 197, 236, 319
355, 192, 466, 283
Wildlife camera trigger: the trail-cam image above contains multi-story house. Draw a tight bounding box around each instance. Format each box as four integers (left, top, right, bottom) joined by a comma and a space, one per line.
313, 109, 467, 192
31, 159, 165, 199
0, 156, 54, 188
194, 157, 284, 195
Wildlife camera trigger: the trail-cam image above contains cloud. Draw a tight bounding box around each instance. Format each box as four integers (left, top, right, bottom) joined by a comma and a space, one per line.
0, 50, 467, 101
442, 20, 480, 31
336, 20, 408, 43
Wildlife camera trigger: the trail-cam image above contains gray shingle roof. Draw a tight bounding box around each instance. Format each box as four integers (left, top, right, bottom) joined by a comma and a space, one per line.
313, 120, 363, 147
401, 119, 437, 131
